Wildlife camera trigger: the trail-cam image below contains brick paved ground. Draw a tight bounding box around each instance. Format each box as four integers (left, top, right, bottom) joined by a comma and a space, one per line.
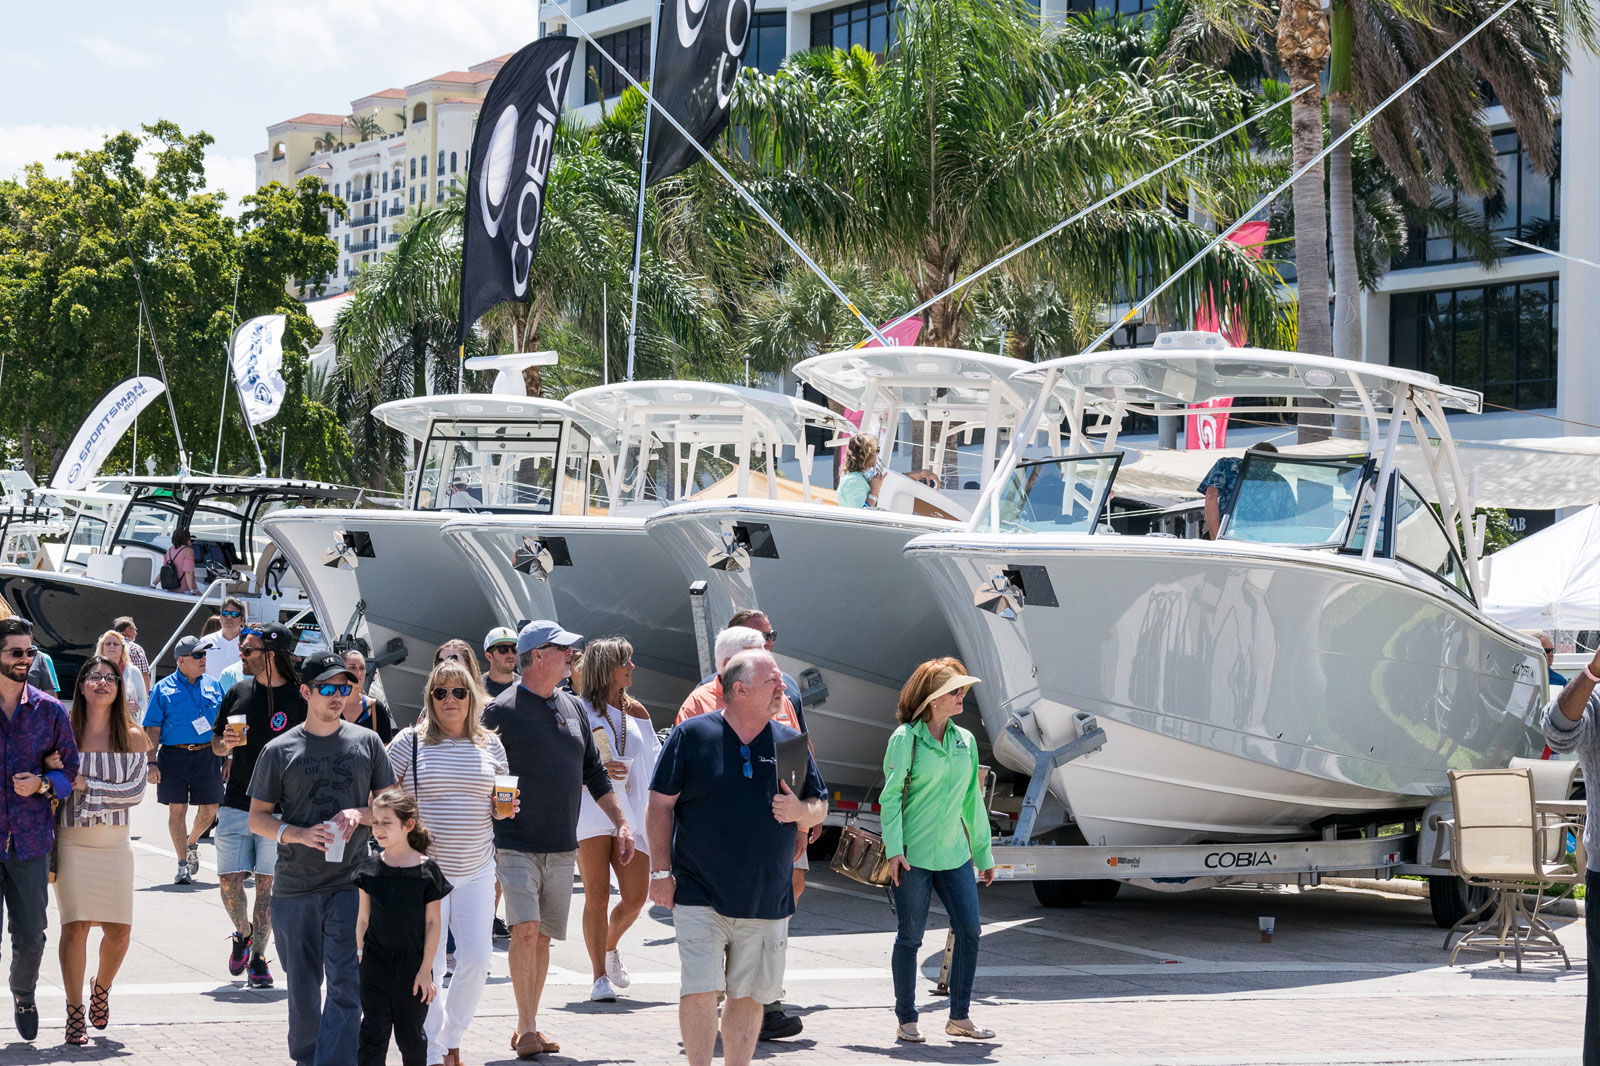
0, 800, 1583, 1065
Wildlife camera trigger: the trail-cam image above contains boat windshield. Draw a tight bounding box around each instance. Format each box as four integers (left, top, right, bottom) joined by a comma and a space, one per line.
415, 420, 565, 513
988, 453, 1122, 533
1221, 453, 1371, 546
1345, 473, 1473, 599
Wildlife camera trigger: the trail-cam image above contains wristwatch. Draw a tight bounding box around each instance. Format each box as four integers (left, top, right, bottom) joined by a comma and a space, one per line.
649, 869, 674, 881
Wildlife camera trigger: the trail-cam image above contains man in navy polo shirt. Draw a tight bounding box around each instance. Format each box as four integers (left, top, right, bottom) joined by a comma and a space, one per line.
648, 649, 826, 1066
143, 635, 226, 885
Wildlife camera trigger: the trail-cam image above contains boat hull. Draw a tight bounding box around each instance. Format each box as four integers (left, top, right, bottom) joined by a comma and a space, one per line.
905, 533, 1545, 846
439, 516, 700, 721
645, 501, 982, 795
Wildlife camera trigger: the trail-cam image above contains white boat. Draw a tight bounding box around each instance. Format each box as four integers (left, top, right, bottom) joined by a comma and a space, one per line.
439, 380, 852, 721
260, 394, 610, 725
644, 348, 1061, 794
904, 331, 1546, 847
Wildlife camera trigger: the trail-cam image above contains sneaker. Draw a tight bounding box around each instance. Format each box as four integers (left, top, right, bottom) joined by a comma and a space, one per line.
589, 975, 617, 1002
759, 1010, 803, 1040
245, 955, 274, 989
185, 843, 200, 875
227, 928, 253, 976
604, 949, 631, 989
174, 862, 193, 886
493, 917, 511, 938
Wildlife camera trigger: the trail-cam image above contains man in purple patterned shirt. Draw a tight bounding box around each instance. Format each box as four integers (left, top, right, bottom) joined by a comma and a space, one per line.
0, 616, 78, 1041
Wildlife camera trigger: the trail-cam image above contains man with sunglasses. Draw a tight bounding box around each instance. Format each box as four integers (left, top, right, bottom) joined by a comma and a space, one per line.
204, 598, 248, 685
211, 621, 305, 989
648, 649, 825, 1066
143, 635, 225, 885
0, 616, 78, 1041
482, 626, 519, 698
248, 649, 396, 1066
482, 619, 633, 1059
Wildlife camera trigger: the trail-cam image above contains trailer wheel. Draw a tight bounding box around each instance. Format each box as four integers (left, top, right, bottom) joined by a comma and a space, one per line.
1033, 879, 1121, 908
1427, 875, 1496, 929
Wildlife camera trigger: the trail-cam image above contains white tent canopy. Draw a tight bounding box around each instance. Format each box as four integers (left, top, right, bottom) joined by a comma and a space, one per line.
1483, 504, 1600, 631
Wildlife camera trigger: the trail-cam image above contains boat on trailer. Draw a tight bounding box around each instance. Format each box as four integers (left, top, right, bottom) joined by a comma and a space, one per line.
904, 330, 1545, 848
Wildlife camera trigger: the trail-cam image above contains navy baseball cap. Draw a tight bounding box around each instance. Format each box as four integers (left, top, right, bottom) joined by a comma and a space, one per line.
301, 650, 354, 684
515, 619, 583, 655
175, 635, 212, 659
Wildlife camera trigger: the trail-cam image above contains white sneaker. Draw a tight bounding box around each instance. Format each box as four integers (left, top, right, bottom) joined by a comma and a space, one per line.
605, 949, 631, 989
590, 975, 618, 1002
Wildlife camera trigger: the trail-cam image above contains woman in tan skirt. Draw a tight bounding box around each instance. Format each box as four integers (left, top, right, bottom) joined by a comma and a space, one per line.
52, 655, 151, 1044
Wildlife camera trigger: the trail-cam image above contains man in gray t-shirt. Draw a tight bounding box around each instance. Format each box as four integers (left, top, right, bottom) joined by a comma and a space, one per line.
248, 651, 395, 1066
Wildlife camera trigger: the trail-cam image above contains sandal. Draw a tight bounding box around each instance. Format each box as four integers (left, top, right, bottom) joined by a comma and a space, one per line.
512, 1030, 547, 1059
536, 1031, 561, 1053
89, 979, 110, 1030
65, 1003, 87, 1046
946, 1020, 996, 1040
896, 1023, 926, 1043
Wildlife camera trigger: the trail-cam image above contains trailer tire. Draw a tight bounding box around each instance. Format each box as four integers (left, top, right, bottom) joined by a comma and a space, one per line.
1033, 879, 1121, 908
1427, 875, 1496, 929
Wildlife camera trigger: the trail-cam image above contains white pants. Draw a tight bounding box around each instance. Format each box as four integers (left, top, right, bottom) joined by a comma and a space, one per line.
425, 863, 497, 1061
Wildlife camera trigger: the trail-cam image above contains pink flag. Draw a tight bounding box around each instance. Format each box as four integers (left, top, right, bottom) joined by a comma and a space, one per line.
1186, 222, 1268, 449
1185, 397, 1234, 450
842, 317, 925, 427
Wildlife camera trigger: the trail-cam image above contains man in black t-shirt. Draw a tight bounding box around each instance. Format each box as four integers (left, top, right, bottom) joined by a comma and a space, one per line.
210, 622, 306, 988
481, 626, 518, 699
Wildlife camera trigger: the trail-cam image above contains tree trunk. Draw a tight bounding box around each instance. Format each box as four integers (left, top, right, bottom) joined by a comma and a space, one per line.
1327, 0, 1364, 438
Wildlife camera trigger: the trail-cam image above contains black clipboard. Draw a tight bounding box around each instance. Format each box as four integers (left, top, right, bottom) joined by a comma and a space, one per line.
775, 732, 811, 796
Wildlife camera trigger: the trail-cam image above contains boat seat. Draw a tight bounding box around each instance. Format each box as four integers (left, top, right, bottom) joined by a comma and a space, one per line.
85, 553, 121, 583
121, 554, 154, 587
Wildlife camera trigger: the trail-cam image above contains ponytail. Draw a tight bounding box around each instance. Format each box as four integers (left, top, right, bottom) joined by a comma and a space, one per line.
371, 786, 432, 855
407, 822, 433, 855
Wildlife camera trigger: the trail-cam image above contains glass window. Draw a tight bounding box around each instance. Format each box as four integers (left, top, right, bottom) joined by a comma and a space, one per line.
63, 513, 109, 567
748, 11, 787, 73
409, 157, 416, 179
1390, 476, 1472, 598
415, 421, 567, 513
117, 501, 182, 549
988, 454, 1122, 533
1066, 0, 1159, 16
810, 0, 898, 53
1222, 454, 1370, 546
585, 24, 650, 104
421, 154, 428, 176
1390, 277, 1558, 408
450, 151, 458, 172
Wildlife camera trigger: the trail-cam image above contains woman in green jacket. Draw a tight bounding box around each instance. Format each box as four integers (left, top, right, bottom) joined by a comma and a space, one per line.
881, 657, 996, 1044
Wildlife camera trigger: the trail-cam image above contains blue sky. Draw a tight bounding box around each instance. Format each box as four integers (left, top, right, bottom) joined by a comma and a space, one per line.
2, 1, 542, 209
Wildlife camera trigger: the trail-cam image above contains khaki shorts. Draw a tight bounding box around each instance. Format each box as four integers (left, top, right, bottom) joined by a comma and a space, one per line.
495, 849, 577, 940
673, 905, 788, 1004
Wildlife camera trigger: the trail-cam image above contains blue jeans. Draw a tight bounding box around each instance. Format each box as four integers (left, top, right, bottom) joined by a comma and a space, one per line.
274, 888, 360, 1066
890, 860, 980, 1024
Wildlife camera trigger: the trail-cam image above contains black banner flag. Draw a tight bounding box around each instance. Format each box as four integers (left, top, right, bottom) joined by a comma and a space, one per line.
459, 37, 580, 342
644, 0, 754, 185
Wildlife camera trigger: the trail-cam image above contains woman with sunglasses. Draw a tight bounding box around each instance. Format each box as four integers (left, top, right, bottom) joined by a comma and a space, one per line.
53, 657, 152, 1044
433, 641, 486, 694
880, 657, 997, 1045
93, 631, 147, 718
388, 661, 512, 1066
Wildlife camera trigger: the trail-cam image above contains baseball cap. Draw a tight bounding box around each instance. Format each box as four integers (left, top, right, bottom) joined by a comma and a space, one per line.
515, 619, 583, 655
483, 626, 518, 652
300, 649, 354, 684
255, 622, 296, 652
175, 635, 212, 659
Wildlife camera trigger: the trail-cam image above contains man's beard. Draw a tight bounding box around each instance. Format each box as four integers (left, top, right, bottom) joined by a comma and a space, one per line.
2, 661, 29, 683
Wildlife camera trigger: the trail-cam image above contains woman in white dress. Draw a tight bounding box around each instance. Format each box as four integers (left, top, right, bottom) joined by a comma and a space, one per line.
93, 630, 147, 717
573, 637, 658, 1002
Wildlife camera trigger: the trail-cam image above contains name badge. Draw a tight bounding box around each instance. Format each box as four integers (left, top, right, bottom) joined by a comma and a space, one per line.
192, 715, 213, 736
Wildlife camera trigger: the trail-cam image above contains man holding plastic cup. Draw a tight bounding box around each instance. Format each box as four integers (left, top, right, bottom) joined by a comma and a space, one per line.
247, 650, 397, 1066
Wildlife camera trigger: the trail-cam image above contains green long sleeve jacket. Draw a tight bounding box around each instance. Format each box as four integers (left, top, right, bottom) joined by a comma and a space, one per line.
879, 719, 995, 872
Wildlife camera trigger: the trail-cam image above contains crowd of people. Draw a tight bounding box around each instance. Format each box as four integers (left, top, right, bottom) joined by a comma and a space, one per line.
0, 596, 1000, 1066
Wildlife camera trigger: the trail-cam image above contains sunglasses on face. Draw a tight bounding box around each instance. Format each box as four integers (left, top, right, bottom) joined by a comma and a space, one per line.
239, 646, 264, 657
488, 645, 516, 654
83, 673, 118, 685
219, 610, 243, 619
315, 683, 354, 697
3, 648, 37, 660
431, 686, 471, 701
186, 651, 208, 659
760, 630, 777, 643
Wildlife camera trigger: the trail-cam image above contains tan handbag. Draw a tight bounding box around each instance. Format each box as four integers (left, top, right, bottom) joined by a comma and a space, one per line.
829, 731, 915, 887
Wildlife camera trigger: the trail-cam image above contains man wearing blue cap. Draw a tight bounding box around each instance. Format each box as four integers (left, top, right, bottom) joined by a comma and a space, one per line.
483, 620, 634, 1059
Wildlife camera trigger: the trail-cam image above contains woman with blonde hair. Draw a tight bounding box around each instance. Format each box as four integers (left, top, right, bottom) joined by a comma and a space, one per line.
573, 636, 658, 1001
94, 630, 148, 716
880, 656, 996, 1044
53, 656, 152, 1043
387, 659, 511, 1066
433, 640, 486, 695
838, 435, 883, 509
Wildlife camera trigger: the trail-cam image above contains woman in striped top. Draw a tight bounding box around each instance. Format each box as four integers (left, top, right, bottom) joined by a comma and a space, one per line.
53, 655, 151, 1045
389, 660, 511, 1066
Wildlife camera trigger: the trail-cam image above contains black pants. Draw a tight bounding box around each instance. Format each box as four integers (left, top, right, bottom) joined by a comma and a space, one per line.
0, 857, 49, 1000
358, 953, 428, 1066
1588, 870, 1600, 1066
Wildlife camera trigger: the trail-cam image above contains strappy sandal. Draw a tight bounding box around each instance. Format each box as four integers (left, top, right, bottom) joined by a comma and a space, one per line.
65, 1003, 87, 1046
946, 1020, 996, 1040
896, 1023, 926, 1043
88, 980, 110, 1030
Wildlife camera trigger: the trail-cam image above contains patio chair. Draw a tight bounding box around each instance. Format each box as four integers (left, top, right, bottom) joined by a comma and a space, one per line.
1509, 756, 1582, 862
1441, 768, 1582, 972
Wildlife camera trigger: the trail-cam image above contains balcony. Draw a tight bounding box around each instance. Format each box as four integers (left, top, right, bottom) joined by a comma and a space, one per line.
385, 232, 401, 244
348, 210, 378, 227
347, 188, 376, 204
349, 240, 378, 253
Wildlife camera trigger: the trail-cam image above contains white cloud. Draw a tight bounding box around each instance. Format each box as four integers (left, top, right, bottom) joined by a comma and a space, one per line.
77, 35, 154, 69
205, 151, 264, 216
0, 124, 115, 182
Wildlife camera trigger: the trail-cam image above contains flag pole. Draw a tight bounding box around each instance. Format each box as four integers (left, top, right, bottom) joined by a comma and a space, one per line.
624, 0, 661, 382
214, 265, 244, 473
131, 315, 141, 474
112, 219, 192, 473
550, 8, 890, 346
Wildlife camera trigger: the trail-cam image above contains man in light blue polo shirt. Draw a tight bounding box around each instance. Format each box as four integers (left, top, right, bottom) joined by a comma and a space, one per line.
143, 635, 226, 886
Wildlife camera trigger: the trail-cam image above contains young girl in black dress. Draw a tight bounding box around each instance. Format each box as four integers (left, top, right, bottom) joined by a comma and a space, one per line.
354, 788, 451, 1066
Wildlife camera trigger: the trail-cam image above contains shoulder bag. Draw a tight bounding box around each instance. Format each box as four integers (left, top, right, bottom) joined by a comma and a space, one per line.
829, 728, 916, 887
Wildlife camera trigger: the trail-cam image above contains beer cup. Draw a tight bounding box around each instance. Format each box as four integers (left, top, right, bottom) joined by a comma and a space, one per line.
493, 775, 519, 817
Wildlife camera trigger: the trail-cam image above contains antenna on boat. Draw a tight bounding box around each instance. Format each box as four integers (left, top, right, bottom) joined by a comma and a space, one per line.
544, 5, 891, 351
213, 264, 245, 474
111, 214, 192, 474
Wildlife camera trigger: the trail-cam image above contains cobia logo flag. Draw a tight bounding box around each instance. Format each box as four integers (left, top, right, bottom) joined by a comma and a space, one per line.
50, 377, 166, 491
230, 314, 289, 426
645, 0, 754, 185
459, 37, 580, 342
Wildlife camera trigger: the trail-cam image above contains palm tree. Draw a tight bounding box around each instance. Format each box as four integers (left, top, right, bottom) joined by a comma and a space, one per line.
729, 0, 1292, 353
350, 114, 384, 142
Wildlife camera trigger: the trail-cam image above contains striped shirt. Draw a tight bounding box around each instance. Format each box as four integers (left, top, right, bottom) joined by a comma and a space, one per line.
387, 728, 508, 879
60, 750, 149, 828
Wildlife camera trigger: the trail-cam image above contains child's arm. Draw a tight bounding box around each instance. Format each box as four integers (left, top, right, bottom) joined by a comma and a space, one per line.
355, 890, 370, 962
414, 898, 441, 1003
